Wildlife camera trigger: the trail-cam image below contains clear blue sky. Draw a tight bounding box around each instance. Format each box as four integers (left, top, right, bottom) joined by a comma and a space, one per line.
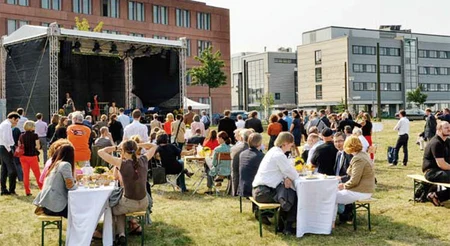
201, 0, 450, 54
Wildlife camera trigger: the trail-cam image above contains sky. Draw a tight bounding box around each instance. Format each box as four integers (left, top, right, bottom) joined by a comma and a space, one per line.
200, 0, 450, 54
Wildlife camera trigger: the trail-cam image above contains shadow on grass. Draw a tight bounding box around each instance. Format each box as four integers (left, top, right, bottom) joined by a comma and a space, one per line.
141, 221, 193, 246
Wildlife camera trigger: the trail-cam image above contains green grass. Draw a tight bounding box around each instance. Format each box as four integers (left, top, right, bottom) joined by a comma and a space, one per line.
1, 120, 450, 245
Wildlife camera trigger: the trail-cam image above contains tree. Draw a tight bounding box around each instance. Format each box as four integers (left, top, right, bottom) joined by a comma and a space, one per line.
189, 46, 227, 116
335, 98, 346, 113
75, 17, 103, 32
259, 93, 274, 121
406, 85, 428, 108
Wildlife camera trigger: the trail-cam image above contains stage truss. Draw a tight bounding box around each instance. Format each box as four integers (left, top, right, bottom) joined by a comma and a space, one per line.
48, 23, 60, 116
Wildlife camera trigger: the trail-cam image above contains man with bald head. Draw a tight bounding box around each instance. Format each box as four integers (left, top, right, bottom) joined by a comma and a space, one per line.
423, 121, 450, 206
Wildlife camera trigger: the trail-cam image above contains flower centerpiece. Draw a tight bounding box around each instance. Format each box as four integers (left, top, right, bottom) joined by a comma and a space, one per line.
94, 166, 109, 174
294, 156, 305, 171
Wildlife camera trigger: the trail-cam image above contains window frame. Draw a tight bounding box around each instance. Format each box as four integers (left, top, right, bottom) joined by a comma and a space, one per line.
315, 85, 323, 99
128, 1, 145, 21
315, 50, 322, 65
176, 8, 190, 28
315, 67, 322, 82
196, 12, 211, 30
153, 5, 168, 25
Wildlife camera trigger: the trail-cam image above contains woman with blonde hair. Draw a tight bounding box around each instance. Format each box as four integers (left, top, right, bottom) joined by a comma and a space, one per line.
332, 136, 375, 226
164, 113, 174, 140
19, 120, 43, 196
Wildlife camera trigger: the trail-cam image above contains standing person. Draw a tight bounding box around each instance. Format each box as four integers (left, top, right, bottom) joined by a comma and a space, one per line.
337, 112, 361, 132
361, 113, 374, 159
109, 102, 119, 117
92, 94, 100, 122
310, 128, 338, 175
94, 127, 115, 148
277, 112, 288, 132
150, 114, 162, 131
230, 129, 253, 196
19, 121, 43, 196
419, 108, 437, 151
85, 102, 93, 116
200, 110, 211, 132
245, 111, 263, 134
93, 114, 108, 135
46, 114, 59, 144
171, 114, 186, 150
437, 108, 450, 123
235, 115, 246, 129
50, 116, 68, 144
123, 109, 149, 142
163, 113, 174, 140
108, 114, 123, 145
117, 108, 130, 130
218, 110, 237, 144
267, 114, 283, 149
283, 110, 292, 131
16, 108, 28, 133
35, 113, 48, 164
0, 112, 20, 195
67, 112, 92, 168
319, 109, 331, 128
12, 126, 23, 182
191, 115, 205, 137
392, 110, 410, 166
305, 112, 326, 133
290, 110, 303, 149
183, 106, 195, 126
64, 93, 76, 116
423, 122, 450, 206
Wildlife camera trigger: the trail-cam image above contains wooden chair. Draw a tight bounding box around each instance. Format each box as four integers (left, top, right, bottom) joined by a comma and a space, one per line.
212, 152, 232, 195
249, 197, 280, 237
37, 215, 63, 246
125, 211, 147, 246
353, 198, 377, 231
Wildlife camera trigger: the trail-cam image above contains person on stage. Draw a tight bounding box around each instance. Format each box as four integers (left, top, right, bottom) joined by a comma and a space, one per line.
63, 93, 75, 115
85, 102, 93, 117
92, 95, 100, 122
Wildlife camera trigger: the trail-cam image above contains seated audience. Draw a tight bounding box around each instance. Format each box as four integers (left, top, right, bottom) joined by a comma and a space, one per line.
94, 127, 115, 148
333, 136, 375, 227
34, 144, 77, 218
238, 133, 264, 198
205, 131, 231, 194
230, 129, 253, 196
352, 127, 369, 152
40, 139, 73, 184
187, 129, 205, 145
333, 132, 353, 223
252, 132, 299, 235
203, 130, 219, 150
191, 115, 205, 137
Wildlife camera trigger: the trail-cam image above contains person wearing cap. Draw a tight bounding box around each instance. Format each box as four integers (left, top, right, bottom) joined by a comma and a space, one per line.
310, 128, 338, 175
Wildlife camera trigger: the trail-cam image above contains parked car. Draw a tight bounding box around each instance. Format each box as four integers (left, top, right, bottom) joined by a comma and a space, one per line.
212, 113, 223, 125
395, 109, 426, 121
229, 111, 248, 122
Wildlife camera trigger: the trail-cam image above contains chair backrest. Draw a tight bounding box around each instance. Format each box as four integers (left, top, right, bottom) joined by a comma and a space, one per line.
185, 143, 196, 151
217, 152, 232, 161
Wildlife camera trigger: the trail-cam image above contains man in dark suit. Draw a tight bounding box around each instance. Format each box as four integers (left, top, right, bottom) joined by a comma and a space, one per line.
244, 111, 264, 133
337, 112, 361, 132
319, 109, 331, 128
229, 129, 252, 196
311, 128, 338, 175
277, 112, 288, 131
333, 132, 354, 223
218, 110, 237, 144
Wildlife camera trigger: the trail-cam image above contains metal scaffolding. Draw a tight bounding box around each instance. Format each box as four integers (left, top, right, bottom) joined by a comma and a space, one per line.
48, 23, 60, 116
124, 57, 133, 109
179, 38, 187, 111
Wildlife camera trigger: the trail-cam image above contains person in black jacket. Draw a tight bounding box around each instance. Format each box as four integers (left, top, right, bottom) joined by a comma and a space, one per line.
311, 128, 338, 175
319, 109, 331, 128
337, 112, 361, 132
218, 110, 237, 144
244, 111, 264, 133
46, 114, 59, 143
277, 112, 288, 132
238, 133, 264, 198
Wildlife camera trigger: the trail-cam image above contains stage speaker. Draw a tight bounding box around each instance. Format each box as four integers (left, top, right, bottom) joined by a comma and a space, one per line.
60, 40, 72, 68
169, 50, 177, 76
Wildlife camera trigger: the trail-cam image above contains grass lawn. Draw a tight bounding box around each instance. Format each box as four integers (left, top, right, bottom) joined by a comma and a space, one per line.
1, 120, 450, 245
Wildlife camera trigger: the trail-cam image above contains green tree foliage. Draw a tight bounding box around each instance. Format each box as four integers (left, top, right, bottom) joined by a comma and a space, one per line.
406, 85, 428, 108
75, 17, 103, 32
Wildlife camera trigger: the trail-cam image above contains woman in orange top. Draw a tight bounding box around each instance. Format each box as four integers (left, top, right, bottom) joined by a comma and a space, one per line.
267, 114, 283, 149
203, 130, 219, 151
164, 113, 174, 140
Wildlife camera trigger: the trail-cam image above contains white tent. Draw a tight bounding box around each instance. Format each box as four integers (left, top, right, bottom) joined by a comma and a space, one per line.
184, 97, 210, 110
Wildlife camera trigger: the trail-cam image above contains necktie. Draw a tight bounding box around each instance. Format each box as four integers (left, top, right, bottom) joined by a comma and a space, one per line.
336, 152, 343, 176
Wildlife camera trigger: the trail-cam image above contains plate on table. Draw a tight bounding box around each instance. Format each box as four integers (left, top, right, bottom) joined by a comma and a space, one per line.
304, 176, 318, 180
325, 175, 337, 179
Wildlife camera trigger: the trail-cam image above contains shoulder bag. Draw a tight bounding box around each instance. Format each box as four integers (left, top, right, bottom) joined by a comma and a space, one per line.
14, 134, 25, 158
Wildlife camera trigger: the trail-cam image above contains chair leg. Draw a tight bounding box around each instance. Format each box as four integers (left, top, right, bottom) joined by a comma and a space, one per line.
367, 204, 371, 231
239, 196, 242, 213
125, 216, 128, 246
41, 221, 45, 246
258, 209, 263, 237
58, 221, 62, 246
274, 208, 279, 235
140, 216, 145, 246
353, 203, 357, 231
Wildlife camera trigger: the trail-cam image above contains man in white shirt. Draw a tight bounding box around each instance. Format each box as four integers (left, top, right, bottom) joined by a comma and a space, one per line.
35, 113, 48, 164
123, 109, 148, 142
392, 109, 410, 166
0, 112, 20, 195
117, 108, 131, 130
235, 115, 245, 129
16, 108, 28, 133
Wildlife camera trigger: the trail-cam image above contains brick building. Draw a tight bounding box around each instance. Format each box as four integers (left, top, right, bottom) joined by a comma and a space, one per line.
0, 0, 231, 113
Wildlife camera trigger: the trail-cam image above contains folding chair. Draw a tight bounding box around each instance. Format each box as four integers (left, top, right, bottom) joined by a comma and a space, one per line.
211, 152, 232, 196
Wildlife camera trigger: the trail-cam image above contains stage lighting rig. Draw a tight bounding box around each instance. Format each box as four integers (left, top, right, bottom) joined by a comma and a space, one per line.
92, 41, 102, 54
109, 42, 118, 54
143, 47, 152, 57
72, 39, 81, 52
126, 45, 137, 58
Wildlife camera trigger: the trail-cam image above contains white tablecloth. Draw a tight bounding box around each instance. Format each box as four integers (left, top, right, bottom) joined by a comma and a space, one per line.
295, 177, 338, 238
66, 185, 114, 246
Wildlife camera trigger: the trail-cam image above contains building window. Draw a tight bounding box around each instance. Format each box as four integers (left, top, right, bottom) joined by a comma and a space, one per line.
176, 9, 190, 28
379, 65, 401, 74
102, 30, 120, 34
353, 82, 376, 91
353, 64, 376, 73
247, 60, 264, 106
197, 12, 211, 30
352, 45, 376, 55
153, 35, 168, 40
186, 71, 192, 86
7, 19, 28, 35
129, 33, 144, 37
41, 22, 50, 27
315, 85, 323, 99
419, 66, 450, 75
380, 47, 400, 56
128, 1, 144, 21
274, 58, 296, 64
197, 40, 212, 56
101, 0, 119, 18
186, 39, 191, 57
42, 0, 61, 10
315, 67, 322, 82
380, 83, 401, 91
153, 5, 168, 25
315, 50, 322, 64
274, 93, 281, 100
7, 0, 28, 6
198, 97, 210, 104
73, 0, 91, 14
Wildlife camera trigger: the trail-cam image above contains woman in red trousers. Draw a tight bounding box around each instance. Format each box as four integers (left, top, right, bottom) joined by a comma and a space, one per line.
360, 113, 374, 160
19, 121, 43, 196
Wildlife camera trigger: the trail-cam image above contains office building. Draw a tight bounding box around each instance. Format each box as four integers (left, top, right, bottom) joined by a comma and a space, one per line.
297, 25, 450, 116
0, 0, 230, 113
231, 49, 297, 118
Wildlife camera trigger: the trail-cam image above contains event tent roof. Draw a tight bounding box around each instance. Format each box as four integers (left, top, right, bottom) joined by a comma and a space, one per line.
2, 25, 183, 48
184, 97, 210, 110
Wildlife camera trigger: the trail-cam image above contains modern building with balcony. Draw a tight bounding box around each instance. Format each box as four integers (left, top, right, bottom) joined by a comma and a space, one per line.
297, 25, 450, 116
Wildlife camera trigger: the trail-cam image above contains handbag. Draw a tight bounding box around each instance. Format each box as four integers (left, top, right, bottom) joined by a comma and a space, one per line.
14, 134, 25, 158
172, 121, 182, 144
387, 146, 395, 163
152, 163, 167, 185
109, 186, 123, 207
